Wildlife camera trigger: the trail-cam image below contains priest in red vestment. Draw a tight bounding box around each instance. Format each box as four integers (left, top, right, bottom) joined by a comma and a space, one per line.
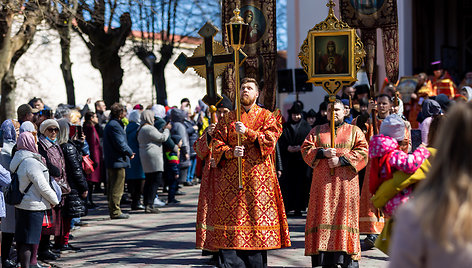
194, 94, 233, 261
208, 78, 291, 267
302, 99, 368, 268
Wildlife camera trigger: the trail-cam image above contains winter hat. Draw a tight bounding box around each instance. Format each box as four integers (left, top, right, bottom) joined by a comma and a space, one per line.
306, 109, 317, 118
133, 104, 144, 110
20, 121, 36, 134
288, 102, 303, 114
151, 104, 166, 118
422, 99, 442, 117
379, 114, 406, 141
39, 119, 59, 135
1, 119, 17, 142
341, 99, 350, 107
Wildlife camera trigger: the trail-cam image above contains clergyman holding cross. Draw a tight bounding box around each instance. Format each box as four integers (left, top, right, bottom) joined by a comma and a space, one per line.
207, 78, 291, 267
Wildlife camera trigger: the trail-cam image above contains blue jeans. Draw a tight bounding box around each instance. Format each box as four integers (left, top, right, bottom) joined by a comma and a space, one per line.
187, 156, 197, 182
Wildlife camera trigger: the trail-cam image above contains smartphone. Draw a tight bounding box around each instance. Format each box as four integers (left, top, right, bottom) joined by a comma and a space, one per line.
77, 125, 83, 137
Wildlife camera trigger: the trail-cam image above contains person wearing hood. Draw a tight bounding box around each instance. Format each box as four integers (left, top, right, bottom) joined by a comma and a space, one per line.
56, 118, 88, 252
460, 86, 472, 102
137, 110, 171, 213
419, 99, 442, 146
125, 110, 146, 210
279, 101, 312, 217
170, 108, 190, 186
0, 119, 16, 268
11, 132, 59, 268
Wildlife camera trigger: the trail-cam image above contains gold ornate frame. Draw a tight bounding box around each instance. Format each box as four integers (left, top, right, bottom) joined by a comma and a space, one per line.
299, 0, 365, 97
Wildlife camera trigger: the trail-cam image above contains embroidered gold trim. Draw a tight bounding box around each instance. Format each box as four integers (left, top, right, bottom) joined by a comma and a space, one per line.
306, 224, 359, 235
198, 223, 286, 232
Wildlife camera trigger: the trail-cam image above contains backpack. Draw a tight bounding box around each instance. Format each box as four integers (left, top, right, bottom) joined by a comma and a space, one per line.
4, 158, 33, 206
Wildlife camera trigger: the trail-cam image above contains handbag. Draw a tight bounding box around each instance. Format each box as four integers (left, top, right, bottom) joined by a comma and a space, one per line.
82, 155, 95, 175
42, 210, 54, 228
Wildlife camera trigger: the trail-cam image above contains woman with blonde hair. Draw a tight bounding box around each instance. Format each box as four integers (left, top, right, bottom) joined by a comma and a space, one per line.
389, 102, 472, 267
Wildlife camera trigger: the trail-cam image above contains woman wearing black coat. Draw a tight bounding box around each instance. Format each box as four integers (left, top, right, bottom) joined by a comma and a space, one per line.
56, 119, 88, 251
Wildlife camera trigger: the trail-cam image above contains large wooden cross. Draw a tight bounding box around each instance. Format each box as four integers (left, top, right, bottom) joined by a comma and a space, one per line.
174, 22, 246, 107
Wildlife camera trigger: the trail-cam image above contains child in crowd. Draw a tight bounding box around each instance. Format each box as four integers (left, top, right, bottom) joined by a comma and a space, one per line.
368, 114, 430, 216
166, 134, 182, 205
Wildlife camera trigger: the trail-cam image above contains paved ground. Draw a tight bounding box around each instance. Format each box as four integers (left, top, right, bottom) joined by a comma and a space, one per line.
49, 185, 389, 268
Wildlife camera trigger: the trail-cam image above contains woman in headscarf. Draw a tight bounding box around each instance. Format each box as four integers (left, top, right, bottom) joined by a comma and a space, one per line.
56, 118, 88, 251
83, 111, 103, 209
125, 109, 145, 210
0, 119, 17, 268
10, 132, 59, 268
137, 110, 171, 213
460, 86, 472, 102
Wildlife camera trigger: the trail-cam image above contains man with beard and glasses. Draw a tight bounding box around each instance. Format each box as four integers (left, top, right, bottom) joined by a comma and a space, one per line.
209, 78, 291, 267
301, 99, 368, 268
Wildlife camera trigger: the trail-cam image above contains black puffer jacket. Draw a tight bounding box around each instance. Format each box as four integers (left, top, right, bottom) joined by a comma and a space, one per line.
60, 141, 88, 218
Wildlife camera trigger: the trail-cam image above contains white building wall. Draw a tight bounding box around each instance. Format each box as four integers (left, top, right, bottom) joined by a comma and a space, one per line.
14, 26, 206, 112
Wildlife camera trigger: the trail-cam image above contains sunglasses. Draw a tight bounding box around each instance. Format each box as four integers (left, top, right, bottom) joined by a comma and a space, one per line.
46, 128, 59, 133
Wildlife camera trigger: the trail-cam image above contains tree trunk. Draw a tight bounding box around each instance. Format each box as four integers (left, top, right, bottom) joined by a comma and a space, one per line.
152, 43, 173, 105
98, 54, 124, 107
153, 62, 167, 105
58, 26, 76, 106
0, 67, 16, 122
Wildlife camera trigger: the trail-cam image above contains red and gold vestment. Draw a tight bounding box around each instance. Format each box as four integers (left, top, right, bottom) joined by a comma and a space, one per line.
301, 123, 368, 260
206, 104, 291, 250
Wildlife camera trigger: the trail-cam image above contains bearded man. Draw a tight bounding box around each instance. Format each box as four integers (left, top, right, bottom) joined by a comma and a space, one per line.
209, 78, 291, 267
301, 99, 368, 268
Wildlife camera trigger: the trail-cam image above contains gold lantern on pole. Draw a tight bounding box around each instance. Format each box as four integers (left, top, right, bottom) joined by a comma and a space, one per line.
226, 8, 248, 189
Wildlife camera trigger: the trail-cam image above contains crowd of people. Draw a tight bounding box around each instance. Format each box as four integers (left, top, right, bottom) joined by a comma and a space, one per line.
273, 63, 472, 267
0, 62, 472, 268
0, 96, 211, 268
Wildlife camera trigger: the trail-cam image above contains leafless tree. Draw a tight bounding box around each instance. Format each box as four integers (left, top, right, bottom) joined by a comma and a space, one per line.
47, 0, 78, 105
74, 0, 132, 107
0, 0, 51, 121
132, 0, 221, 105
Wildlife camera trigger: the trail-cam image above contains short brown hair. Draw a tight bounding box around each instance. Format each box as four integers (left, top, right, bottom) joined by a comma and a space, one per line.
110, 103, 125, 119
241, 78, 259, 91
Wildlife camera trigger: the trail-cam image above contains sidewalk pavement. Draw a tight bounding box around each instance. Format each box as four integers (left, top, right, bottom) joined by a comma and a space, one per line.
49, 184, 389, 268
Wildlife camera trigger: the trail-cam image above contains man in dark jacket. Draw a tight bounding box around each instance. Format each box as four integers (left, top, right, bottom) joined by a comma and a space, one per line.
103, 103, 135, 219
